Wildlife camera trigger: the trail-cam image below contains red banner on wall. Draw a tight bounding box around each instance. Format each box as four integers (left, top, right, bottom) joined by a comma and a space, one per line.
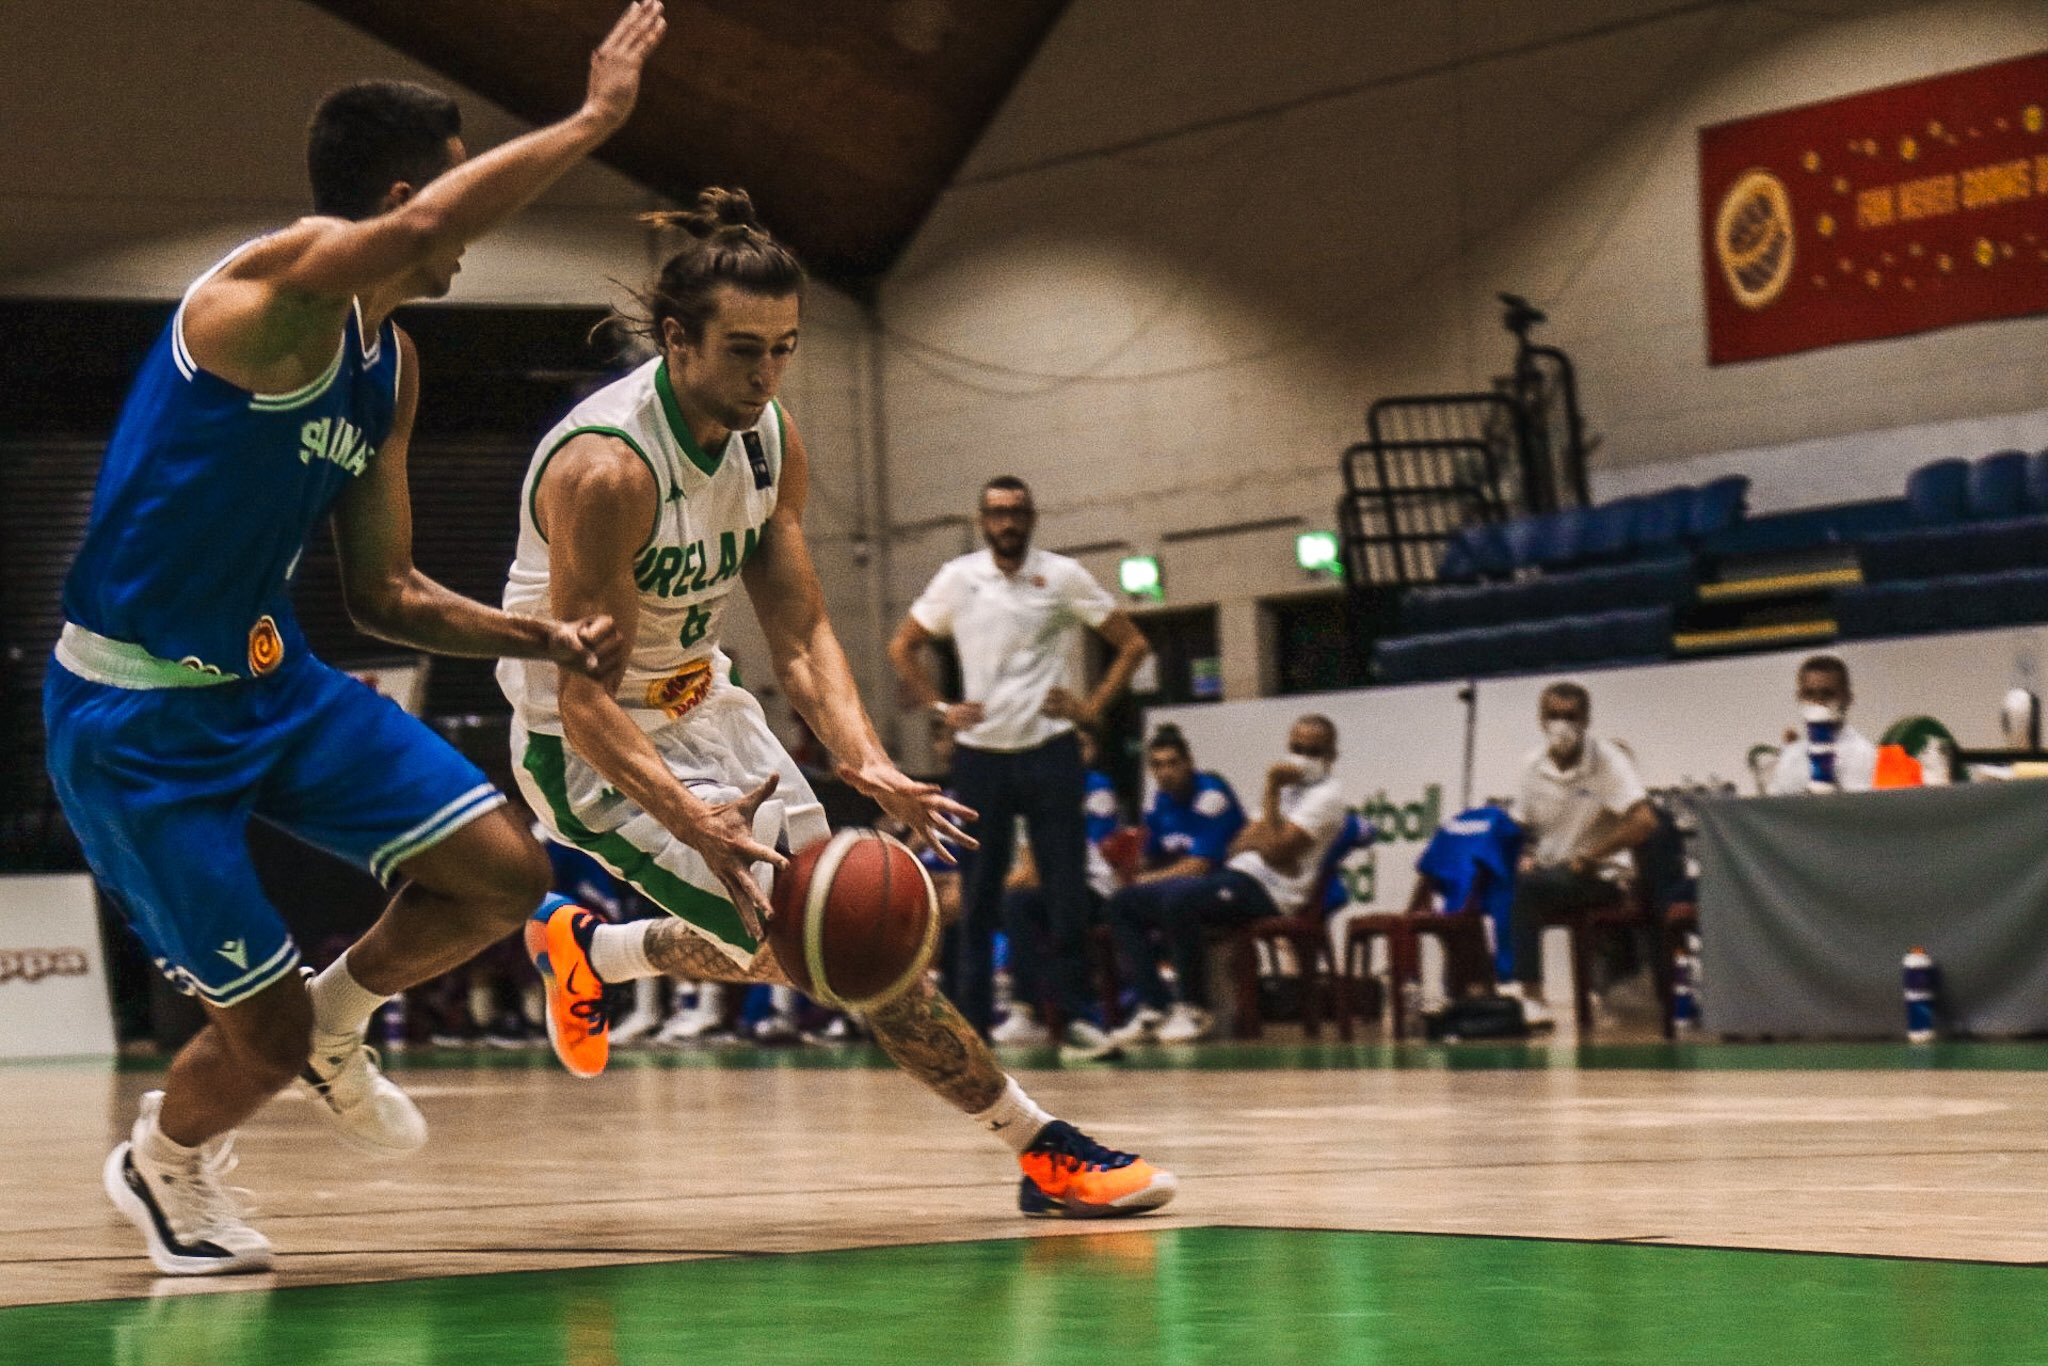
1701, 52, 2048, 365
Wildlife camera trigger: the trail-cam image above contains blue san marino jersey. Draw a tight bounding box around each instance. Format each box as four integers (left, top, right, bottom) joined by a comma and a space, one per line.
62, 245, 400, 678
1083, 769, 1120, 846
1142, 771, 1246, 866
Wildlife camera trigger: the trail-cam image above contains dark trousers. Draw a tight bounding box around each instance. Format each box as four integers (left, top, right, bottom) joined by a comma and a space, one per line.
1508, 864, 1622, 989
1108, 869, 1276, 1012
946, 732, 1094, 1035
1002, 884, 1105, 1021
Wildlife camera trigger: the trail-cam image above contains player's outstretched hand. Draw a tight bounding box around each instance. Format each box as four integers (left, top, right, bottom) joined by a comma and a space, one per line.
547, 615, 629, 689
582, 0, 667, 134
683, 775, 789, 939
836, 762, 980, 865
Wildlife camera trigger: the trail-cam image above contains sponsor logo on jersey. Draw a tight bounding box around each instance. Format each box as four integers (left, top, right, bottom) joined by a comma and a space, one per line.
644, 658, 714, 721
633, 526, 762, 600
742, 430, 774, 490
247, 615, 285, 676
299, 416, 376, 476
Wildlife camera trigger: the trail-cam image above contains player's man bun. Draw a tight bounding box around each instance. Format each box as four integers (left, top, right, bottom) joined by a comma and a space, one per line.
623, 187, 804, 345
643, 186, 766, 239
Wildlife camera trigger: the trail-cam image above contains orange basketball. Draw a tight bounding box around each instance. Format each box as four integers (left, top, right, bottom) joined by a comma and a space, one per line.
767, 829, 939, 1011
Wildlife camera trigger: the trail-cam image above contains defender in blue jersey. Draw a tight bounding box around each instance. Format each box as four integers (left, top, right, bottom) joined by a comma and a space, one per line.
49, 4, 665, 1277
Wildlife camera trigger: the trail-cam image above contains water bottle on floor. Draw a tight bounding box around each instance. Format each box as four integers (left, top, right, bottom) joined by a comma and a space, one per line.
1671, 934, 1701, 1034
1902, 947, 1937, 1044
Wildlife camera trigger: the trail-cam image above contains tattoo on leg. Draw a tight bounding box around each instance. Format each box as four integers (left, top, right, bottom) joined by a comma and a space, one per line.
866, 978, 1005, 1113
643, 920, 783, 984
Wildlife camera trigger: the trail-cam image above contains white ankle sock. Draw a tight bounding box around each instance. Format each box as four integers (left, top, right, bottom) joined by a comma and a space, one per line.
136, 1104, 204, 1164
308, 951, 388, 1039
971, 1076, 1055, 1154
589, 921, 659, 982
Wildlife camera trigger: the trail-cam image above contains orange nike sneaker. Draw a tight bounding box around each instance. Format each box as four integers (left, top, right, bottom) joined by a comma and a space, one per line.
1017, 1120, 1178, 1218
525, 897, 610, 1079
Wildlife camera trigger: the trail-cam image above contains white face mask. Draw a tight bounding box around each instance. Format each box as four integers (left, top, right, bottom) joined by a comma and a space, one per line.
1801, 701, 1845, 726
1544, 718, 1585, 756
1287, 755, 1332, 785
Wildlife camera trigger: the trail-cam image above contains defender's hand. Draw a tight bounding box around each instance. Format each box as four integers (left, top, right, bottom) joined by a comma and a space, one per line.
679, 775, 788, 940
547, 615, 628, 689
582, 1, 666, 134
836, 762, 979, 866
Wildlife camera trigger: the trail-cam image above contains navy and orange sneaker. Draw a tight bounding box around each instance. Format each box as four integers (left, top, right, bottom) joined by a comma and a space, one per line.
524, 896, 611, 1078
1017, 1120, 1178, 1218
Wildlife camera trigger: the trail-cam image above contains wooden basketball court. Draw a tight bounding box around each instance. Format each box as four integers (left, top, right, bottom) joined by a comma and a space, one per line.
7, 1040, 2048, 1361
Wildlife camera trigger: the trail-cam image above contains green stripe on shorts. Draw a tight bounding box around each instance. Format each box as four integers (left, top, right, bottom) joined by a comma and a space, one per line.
521, 733, 757, 953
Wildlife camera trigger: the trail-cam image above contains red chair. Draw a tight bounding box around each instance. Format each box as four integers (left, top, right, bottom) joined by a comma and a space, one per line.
1541, 808, 1689, 1033
1077, 827, 1145, 1031
1341, 867, 1496, 1040
1221, 814, 1372, 1041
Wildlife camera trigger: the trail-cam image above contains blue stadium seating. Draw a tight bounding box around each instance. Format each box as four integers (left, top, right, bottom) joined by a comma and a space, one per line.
2024, 450, 2048, 514
1967, 450, 2029, 520
1905, 458, 1970, 523
1399, 556, 1693, 635
1687, 476, 1750, 539
1630, 486, 1692, 552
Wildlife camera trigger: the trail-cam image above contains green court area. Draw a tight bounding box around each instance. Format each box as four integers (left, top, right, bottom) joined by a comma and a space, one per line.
10, 1227, 2047, 1365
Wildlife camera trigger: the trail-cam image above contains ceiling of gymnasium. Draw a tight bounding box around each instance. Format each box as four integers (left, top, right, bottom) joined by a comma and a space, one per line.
305, 0, 1072, 293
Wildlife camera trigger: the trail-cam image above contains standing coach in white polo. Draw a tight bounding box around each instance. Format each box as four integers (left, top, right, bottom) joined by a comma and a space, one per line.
890, 476, 1152, 1053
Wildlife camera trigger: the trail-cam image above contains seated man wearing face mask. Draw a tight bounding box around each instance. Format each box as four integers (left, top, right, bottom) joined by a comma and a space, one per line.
1502, 682, 1658, 1023
1108, 715, 1348, 1045
1766, 655, 1878, 795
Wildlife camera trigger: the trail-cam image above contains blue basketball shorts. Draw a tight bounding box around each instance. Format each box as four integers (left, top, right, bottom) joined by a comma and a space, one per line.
44, 655, 505, 1007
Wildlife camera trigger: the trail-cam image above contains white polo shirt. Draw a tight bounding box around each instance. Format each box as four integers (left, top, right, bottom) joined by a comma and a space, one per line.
909, 547, 1117, 753
1514, 736, 1648, 872
1227, 776, 1350, 913
1767, 723, 1879, 795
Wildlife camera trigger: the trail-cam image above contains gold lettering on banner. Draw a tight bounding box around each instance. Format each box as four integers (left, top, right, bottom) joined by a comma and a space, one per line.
1897, 174, 1957, 222
2034, 153, 2048, 194
1856, 185, 1896, 229
1961, 158, 2032, 210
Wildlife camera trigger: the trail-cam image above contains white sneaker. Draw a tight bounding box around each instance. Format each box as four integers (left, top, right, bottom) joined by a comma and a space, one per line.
655, 991, 726, 1044
608, 1010, 661, 1046
752, 1013, 802, 1045
991, 1005, 1052, 1047
1499, 983, 1555, 1029
1156, 1004, 1214, 1044
297, 1028, 428, 1156
1107, 1006, 1166, 1047
1058, 1019, 1125, 1062
104, 1092, 272, 1276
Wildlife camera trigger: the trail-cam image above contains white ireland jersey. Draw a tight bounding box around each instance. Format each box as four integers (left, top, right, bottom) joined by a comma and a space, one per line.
499, 357, 784, 736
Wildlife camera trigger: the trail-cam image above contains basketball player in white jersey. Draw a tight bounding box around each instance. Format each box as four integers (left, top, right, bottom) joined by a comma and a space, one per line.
503, 190, 1176, 1218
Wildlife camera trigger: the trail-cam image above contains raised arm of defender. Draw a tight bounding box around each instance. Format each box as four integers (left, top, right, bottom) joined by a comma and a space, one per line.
536, 433, 789, 934
740, 414, 977, 861
330, 331, 626, 680
182, 1, 667, 394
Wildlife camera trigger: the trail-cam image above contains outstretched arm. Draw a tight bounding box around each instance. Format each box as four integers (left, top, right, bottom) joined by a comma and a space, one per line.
539, 433, 786, 932
331, 330, 625, 677
183, 2, 667, 392
743, 413, 976, 858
